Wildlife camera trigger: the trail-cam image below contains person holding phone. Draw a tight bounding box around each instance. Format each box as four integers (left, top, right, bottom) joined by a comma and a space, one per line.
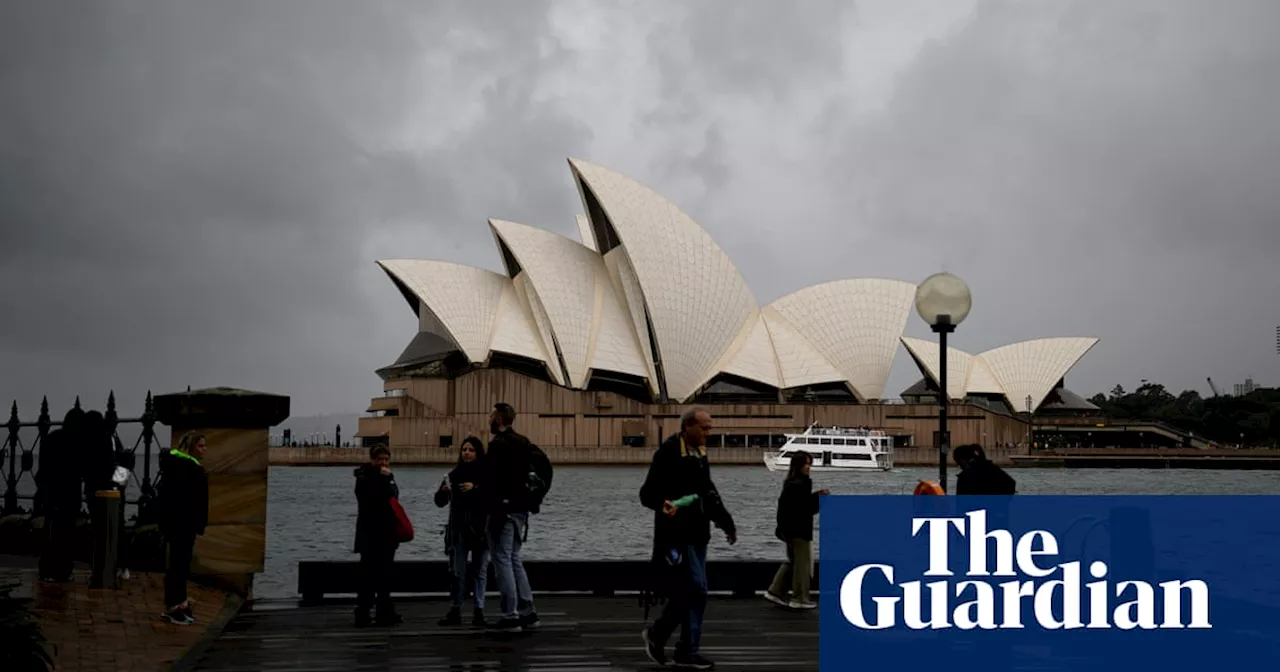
434, 436, 490, 627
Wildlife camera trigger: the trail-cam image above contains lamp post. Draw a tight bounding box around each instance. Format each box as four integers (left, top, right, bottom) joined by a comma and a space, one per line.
1026, 395, 1033, 452
914, 272, 973, 494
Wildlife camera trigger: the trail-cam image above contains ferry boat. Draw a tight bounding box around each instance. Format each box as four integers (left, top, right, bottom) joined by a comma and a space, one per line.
763, 424, 894, 472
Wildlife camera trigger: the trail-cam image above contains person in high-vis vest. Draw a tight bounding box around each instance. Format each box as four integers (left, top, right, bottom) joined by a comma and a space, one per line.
157, 432, 209, 625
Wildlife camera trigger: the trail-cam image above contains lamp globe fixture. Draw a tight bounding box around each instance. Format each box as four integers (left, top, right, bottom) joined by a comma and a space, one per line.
914, 272, 972, 330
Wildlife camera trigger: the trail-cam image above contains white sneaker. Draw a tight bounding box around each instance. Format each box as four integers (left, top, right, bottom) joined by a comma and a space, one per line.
787, 599, 817, 610
763, 591, 788, 607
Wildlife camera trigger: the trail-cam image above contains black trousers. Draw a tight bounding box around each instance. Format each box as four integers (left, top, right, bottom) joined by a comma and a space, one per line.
357, 545, 398, 617
165, 534, 196, 609
39, 510, 77, 581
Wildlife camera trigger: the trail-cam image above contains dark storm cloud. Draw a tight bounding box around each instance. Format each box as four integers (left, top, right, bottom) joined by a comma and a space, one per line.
2, 0, 1276, 422
819, 0, 1280, 394
0, 0, 590, 416
623, 0, 1280, 397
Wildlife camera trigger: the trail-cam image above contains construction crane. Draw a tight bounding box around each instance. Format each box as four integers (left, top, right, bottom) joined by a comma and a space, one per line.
1207, 377, 1222, 397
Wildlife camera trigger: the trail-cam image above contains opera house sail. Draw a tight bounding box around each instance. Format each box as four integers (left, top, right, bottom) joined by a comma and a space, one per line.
360, 158, 1100, 457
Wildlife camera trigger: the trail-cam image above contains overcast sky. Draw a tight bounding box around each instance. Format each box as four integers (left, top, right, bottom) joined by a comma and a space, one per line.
2, 0, 1278, 419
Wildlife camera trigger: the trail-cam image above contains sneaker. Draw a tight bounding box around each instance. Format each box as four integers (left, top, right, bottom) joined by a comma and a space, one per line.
471, 609, 487, 627
488, 617, 523, 633
787, 599, 817, 610
161, 610, 194, 626
438, 608, 462, 626
672, 652, 714, 670
641, 628, 667, 666
519, 611, 540, 630
181, 606, 196, 623
763, 591, 788, 607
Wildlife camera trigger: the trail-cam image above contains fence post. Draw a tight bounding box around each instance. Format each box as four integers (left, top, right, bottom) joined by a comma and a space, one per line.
33, 398, 51, 516
3, 402, 18, 515
91, 489, 121, 589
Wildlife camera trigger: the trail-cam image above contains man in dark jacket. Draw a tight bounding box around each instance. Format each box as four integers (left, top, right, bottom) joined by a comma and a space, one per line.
639, 407, 736, 670
954, 444, 1017, 495
157, 432, 210, 625
353, 444, 402, 627
483, 402, 539, 633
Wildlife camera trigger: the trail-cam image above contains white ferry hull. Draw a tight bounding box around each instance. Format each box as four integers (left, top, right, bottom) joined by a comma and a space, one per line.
763, 454, 891, 472
763, 423, 895, 472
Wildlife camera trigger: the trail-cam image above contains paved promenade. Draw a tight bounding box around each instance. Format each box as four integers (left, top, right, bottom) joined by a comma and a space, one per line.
190, 595, 819, 671
1, 555, 237, 672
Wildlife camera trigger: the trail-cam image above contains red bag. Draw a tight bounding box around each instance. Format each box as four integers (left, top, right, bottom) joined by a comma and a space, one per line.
390, 497, 414, 543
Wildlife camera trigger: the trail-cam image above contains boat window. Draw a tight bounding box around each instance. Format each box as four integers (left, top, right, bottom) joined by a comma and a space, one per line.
805, 438, 818, 445
780, 451, 793, 458
833, 453, 870, 460
820, 438, 832, 445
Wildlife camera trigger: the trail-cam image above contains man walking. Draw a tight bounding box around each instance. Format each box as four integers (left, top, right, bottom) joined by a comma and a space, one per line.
485, 402, 539, 633
639, 407, 736, 670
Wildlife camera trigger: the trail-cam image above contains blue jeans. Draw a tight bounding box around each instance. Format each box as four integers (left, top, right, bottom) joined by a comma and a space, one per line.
488, 512, 534, 620
449, 537, 489, 610
651, 543, 708, 656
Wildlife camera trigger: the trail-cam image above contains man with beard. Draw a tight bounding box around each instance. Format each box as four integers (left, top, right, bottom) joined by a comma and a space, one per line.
483, 402, 540, 633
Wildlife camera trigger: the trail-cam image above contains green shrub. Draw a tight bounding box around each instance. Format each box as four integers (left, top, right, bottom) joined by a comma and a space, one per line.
0, 583, 55, 672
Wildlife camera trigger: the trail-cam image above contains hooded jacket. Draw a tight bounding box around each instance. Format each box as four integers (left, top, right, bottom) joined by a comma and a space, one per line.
353, 463, 400, 554
156, 449, 209, 538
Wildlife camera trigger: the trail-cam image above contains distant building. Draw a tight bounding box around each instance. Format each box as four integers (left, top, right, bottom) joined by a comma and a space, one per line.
359, 157, 1100, 453
1234, 378, 1263, 396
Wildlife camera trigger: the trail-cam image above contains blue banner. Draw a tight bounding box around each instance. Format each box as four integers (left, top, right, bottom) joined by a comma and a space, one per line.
819, 495, 1280, 671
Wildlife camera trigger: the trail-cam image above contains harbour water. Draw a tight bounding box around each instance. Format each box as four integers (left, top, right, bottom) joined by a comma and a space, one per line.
259, 464, 1280, 600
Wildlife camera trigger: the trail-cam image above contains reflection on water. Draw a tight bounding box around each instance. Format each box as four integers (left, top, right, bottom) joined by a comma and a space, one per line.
260, 465, 1280, 599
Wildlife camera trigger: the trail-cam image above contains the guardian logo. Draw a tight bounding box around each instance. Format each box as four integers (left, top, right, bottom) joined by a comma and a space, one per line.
840, 510, 1211, 631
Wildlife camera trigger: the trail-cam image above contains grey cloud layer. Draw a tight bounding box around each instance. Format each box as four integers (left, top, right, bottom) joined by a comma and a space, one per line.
1, 0, 1276, 418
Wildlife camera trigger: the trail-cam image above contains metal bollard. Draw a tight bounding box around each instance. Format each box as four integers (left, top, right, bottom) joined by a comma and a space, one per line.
91, 489, 121, 589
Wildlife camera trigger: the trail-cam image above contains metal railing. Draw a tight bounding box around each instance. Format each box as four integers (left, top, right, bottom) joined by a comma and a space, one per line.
1, 391, 168, 523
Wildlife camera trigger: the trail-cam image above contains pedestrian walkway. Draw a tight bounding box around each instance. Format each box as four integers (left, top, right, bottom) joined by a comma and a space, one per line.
1, 555, 236, 672
189, 595, 818, 671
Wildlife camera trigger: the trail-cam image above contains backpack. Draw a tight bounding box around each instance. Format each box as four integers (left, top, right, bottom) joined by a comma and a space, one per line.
525, 442, 553, 514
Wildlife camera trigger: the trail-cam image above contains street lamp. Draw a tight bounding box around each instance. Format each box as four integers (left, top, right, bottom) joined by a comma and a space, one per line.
914, 272, 973, 493
1026, 395, 1033, 452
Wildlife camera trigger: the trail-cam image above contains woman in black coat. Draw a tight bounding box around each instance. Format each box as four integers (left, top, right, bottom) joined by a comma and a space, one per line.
434, 436, 490, 627
353, 444, 402, 627
765, 451, 828, 610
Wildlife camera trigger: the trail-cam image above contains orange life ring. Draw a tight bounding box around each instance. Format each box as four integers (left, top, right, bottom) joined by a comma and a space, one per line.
914, 480, 945, 496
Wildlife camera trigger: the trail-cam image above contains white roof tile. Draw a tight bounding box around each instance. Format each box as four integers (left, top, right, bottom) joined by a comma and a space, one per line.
376, 259, 506, 363
767, 278, 917, 400
569, 158, 757, 401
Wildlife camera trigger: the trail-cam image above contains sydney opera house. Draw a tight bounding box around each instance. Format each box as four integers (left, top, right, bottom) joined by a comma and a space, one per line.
356, 158, 1102, 458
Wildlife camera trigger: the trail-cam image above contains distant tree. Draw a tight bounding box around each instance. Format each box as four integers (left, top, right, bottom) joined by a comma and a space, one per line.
1092, 382, 1279, 446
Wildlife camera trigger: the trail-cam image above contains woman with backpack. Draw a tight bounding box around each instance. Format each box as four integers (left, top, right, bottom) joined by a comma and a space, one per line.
764, 450, 828, 610
434, 436, 490, 627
